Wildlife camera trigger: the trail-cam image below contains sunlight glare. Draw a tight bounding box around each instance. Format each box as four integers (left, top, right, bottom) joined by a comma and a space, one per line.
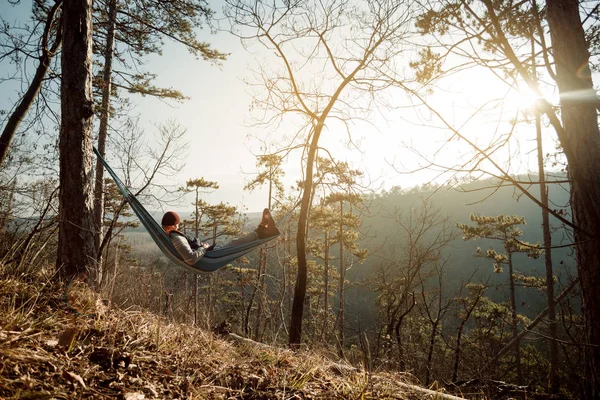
509, 86, 540, 114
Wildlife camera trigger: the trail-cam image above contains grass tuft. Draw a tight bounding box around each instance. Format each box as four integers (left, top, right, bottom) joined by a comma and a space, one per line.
0, 266, 449, 399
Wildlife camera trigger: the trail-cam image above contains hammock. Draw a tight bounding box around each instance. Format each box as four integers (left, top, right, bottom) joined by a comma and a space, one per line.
94, 147, 280, 274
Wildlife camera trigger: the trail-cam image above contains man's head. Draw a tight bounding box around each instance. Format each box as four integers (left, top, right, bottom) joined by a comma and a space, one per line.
162, 211, 181, 232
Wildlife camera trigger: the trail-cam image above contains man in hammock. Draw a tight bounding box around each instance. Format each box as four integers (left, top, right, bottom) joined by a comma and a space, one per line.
161, 208, 279, 265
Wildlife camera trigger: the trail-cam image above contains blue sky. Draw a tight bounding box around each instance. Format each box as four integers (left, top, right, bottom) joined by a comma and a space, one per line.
1, 0, 565, 216
0, 1, 274, 213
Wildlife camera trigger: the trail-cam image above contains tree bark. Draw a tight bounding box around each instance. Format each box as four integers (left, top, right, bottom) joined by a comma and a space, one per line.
290, 123, 323, 347
57, 0, 96, 281
93, 0, 118, 285
546, 1, 600, 396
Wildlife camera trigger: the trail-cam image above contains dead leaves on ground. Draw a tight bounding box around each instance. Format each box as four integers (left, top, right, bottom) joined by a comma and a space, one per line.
0, 277, 424, 399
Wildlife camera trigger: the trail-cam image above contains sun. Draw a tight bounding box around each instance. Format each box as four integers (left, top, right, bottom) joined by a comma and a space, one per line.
506, 86, 543, 115
516, 87, 540, 110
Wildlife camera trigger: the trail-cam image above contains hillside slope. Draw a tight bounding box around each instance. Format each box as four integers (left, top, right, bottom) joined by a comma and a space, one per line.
0, 272, 466, 399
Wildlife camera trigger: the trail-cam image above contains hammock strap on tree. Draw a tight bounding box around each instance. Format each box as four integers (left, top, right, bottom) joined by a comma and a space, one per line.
93, 147, 281, 274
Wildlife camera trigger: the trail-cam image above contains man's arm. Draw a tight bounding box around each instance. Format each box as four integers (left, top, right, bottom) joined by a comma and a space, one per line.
171, 234, 207, 265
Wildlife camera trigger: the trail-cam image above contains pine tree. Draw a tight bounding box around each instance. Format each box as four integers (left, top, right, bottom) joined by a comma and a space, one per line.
458, 214, 541, 385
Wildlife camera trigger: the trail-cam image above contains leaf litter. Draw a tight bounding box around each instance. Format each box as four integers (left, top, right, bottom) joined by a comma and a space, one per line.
0, 273, 459, 399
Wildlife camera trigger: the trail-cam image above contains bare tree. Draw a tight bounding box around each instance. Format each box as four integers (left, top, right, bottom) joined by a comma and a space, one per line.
372, 197, 457, 370
451, 281, 487, 382
417, 260, 453, 385
0, 1, 62, 166
97, 120, 188, 285
226, 0, 414, 347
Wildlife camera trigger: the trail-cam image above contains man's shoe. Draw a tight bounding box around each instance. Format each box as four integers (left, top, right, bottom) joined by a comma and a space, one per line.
255, 208, 280, 239
256, 225, 280, 239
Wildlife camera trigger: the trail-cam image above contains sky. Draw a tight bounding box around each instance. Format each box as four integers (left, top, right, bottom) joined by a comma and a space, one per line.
0, 0, 565, 215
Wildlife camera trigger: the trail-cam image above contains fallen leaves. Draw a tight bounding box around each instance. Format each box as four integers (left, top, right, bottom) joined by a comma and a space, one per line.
0, 274, 434, 400
63, 370, 87, 389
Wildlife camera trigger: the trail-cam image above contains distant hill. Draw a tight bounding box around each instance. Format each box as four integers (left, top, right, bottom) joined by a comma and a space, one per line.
345, 175, 575, 329
124, 176, 576, 330
123, 210, 263, 235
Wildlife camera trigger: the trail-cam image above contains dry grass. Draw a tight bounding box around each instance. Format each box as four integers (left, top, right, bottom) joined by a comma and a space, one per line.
0, 267, 457, 399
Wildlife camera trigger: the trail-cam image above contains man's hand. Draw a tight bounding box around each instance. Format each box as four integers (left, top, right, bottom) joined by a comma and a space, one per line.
202, 242, 216, 251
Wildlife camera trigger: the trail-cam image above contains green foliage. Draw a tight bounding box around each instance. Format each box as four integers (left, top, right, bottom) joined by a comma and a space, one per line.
201, 202, 243, 239
185, 178, 219, 191
314, 157, 363, 190
244, 154, 285, 202
458, 213, 541, 273
409, 47, 442, 84
91, 0, 228, 116
179, 177, 219, 236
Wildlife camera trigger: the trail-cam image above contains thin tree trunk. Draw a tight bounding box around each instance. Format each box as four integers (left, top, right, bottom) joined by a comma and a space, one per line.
93, 0, 117, 286
193, 192, 200, 326
257, 169, 274, 341
395, 316, 405, 371
530, 31, 559, 393
425, 320, 439, 385
244, 270, 258, 336
320, 231, 329, 340
452, 292, 483, 382
276, 223, 292, 338
536, 109, 559, 393
482, 278, 579, 373
254, 248, 266, 340
394, 295, 415, 371
57, 0, 96, 281
507, 251, 522, 384
452, 319, 467, 382
0, 1, 62, 166
337, 200, 345, 355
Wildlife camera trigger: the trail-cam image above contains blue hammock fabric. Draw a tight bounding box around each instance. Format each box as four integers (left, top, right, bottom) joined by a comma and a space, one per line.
94, 147, 280, 274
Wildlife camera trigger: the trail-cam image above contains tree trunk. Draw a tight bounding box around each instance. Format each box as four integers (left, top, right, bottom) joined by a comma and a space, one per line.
546, 1, 600, 396
507, 251, 522, 384
290, 123, 323, 347
425, 319, 439, 386
194, 275, 198, 326
320, 231, 330, 340
255, 248, 268, 341
395, 316, 405, 371
336, 200, 345, 355
93, 0, 117, 286
57, 0, 96, 281
530, 31, 559, 392
0, 0, 62, 166
453, 318, 467, 382
536, 111, 559, 393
